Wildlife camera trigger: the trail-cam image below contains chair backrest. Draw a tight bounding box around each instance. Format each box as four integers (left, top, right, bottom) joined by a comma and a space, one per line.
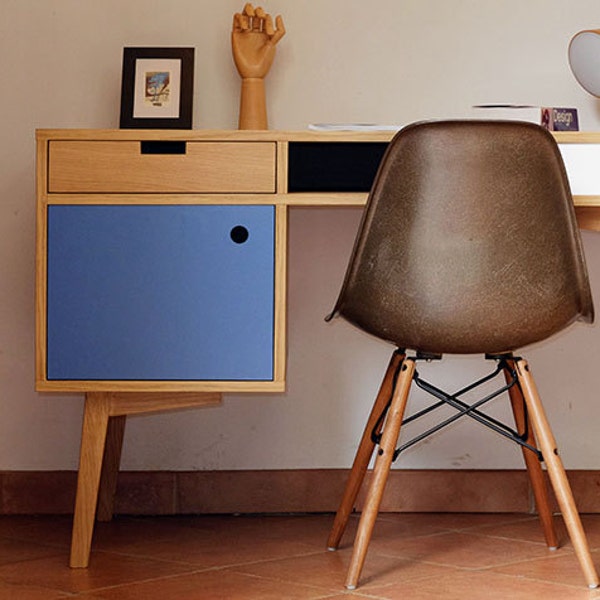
328, 120, 594, 355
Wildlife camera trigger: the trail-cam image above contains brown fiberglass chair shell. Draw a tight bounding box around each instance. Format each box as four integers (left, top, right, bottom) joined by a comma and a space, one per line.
326, 120, 598, 590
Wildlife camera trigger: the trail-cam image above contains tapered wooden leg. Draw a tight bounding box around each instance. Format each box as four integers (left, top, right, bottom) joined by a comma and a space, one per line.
345, 359, 415, 590
504, 362, 558, 549
96, 415, 127, 522
515, 358, 599, 589
70, 392, 111, 568
328, 350, 405, 551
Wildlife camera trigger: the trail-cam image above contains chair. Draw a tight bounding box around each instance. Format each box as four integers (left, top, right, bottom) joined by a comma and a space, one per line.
325, 120, 599, 590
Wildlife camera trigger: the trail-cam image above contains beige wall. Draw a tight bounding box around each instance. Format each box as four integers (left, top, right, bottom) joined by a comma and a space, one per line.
2, 0, 600, 471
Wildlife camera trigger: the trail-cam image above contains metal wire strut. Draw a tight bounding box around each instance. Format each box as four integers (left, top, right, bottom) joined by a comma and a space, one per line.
371, 354, 543, 463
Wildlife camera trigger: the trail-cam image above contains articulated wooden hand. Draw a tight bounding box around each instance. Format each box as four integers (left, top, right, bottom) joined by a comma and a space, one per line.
232, 3, 285, 129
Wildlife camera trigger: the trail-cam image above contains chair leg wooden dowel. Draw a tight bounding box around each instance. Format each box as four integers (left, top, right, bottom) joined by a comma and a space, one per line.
345, 359, 415, 590
328, 350, 404, 551
504, 362, 558, 549
516, 359, 599, 589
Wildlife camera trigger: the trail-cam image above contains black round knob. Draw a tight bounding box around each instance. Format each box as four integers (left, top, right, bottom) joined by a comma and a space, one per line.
230, 225, 249, 244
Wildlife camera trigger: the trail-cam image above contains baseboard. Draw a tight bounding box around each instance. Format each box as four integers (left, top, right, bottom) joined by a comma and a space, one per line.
1, 469, 599, 515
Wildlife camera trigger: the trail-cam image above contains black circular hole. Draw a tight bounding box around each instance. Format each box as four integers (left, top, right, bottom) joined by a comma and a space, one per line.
230, 225, 249, 244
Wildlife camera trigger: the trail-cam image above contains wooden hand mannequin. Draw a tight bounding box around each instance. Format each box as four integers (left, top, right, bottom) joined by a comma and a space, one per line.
232, 3, 285, 129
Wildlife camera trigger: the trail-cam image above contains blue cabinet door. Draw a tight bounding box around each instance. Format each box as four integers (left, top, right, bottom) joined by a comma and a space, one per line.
47, 205, 275, 381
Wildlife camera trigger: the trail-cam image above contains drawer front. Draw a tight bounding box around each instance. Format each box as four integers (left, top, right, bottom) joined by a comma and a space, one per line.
48, 141, 276, 193
46, 204, 275, 381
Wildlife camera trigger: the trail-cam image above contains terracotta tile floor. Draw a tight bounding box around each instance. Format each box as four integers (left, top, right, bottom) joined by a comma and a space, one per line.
0, 512, 600, 599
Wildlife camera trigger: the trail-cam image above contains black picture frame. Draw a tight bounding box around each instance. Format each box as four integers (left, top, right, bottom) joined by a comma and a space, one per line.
120, 47, 194, 129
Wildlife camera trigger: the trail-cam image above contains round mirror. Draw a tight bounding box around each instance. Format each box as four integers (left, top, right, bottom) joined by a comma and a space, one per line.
569, 29, 600, 97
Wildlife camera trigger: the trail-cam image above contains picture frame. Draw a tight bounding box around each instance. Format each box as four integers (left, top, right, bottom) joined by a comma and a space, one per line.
120, 47, 194, 129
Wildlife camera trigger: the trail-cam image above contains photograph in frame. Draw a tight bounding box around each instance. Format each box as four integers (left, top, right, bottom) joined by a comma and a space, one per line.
120, 47, 194, 129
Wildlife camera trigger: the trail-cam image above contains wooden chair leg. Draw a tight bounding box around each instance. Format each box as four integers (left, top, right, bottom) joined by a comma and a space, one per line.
96, 415, 127, 522
327, 350, 405, 551
515, 358, 599, 589
504, 362, 558, 549
70, 392, 111, 568
345, 358, 415, 590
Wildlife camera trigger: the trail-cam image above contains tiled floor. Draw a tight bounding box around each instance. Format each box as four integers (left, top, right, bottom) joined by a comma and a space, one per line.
0, 512, 600, 599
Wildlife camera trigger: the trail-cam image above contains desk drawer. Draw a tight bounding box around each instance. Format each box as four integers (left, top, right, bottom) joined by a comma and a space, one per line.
48, 141, 276, 193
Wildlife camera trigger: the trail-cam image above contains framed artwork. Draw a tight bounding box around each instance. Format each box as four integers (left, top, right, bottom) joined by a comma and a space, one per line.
120, 47, 194, 129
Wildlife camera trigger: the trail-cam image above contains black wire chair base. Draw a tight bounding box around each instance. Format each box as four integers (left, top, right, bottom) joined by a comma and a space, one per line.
372, 353, 543, 463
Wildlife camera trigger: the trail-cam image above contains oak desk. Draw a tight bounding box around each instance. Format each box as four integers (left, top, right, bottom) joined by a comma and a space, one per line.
35, 129, 600, 566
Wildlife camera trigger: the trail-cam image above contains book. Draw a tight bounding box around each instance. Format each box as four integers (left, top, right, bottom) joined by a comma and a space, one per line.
541, 107, 579, 131
471, 104, 541, 123
471, 104, 579, 131
308, 123, 402, 132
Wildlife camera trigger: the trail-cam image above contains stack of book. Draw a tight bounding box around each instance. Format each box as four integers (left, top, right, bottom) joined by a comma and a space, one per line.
471, 104, 579, 131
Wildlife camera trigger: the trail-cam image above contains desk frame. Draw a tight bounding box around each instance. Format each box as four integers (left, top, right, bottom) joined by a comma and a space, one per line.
35, 129, 600, 567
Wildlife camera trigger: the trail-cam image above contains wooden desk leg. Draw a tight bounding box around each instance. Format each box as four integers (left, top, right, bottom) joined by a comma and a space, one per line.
70, 392, 111, 568
69, 390, 222, 568
96, 415, 127, 522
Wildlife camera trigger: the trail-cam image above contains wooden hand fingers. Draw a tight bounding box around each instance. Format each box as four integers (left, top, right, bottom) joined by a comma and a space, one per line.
233, 4, 285, 44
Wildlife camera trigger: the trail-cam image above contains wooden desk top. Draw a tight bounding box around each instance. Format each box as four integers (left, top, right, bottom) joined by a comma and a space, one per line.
35, 128, 600, 143
36, 129, 600, 227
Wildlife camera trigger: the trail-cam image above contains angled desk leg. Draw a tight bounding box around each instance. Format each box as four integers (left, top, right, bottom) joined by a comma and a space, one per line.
96, 415, 127, 522
69, 391, 222, 568
70, 393, 111, 568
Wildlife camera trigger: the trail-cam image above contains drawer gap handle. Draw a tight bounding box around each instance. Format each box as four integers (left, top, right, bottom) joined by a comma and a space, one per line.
230, 226, 249, 244
140, 141, 187, 155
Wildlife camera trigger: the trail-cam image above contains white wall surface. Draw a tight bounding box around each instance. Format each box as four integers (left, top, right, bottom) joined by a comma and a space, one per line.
1, 0, 600, 471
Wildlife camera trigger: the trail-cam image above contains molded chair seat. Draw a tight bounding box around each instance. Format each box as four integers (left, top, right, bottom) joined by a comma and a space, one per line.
325, 120, 598, 590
